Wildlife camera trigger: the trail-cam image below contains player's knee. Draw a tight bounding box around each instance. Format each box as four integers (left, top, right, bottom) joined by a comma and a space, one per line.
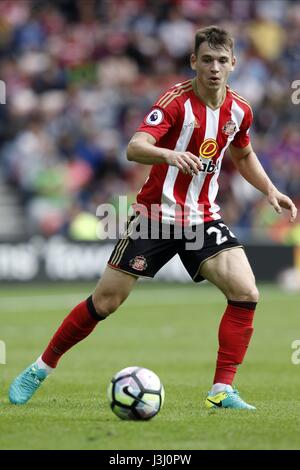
228, 285, 259, 303
92, 293, 124, 318
246, 285, 260, 303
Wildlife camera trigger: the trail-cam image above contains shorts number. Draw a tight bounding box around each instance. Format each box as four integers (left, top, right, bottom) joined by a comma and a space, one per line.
206, 223, 235, 245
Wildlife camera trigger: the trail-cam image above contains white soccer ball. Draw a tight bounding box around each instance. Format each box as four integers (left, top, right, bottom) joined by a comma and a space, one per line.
107, 366, 164, 420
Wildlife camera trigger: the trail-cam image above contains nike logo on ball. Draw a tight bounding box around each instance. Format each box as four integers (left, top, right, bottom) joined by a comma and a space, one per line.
123, 386, 147, 405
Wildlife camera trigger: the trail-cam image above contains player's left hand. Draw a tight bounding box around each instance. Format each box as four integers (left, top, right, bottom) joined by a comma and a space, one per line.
268, 189, 298, 223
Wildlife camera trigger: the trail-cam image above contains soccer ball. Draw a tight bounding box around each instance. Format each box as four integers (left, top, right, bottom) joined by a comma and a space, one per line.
107, 366, 164, 420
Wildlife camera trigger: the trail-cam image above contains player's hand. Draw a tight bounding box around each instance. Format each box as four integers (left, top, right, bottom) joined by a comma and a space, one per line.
268, 189, 298, 223
166, 151, 202, 176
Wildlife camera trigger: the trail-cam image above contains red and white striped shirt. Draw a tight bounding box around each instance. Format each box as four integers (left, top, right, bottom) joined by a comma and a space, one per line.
135, 78, 253, 225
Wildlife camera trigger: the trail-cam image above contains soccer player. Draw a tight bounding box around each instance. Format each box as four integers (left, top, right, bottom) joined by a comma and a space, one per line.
9, 26, 297, 410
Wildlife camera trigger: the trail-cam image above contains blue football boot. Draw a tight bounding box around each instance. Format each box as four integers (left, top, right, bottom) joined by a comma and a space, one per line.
9, 364, 47, 405
205, 386, 256, 410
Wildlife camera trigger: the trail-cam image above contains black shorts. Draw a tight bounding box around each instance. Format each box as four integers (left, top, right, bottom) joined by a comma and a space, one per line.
108, 214, 243, 283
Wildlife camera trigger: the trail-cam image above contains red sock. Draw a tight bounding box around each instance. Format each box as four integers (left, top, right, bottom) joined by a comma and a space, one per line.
42, 296, 104, 368
213, 300, 256, 385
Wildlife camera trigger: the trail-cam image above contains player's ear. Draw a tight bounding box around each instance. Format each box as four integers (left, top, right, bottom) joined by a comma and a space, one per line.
231, 55, 236, 71
190, 53, 197, 71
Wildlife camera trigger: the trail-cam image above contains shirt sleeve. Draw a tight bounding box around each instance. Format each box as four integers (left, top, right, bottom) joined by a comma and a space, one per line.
136, 104, 177, 143
231, 106, 253, 148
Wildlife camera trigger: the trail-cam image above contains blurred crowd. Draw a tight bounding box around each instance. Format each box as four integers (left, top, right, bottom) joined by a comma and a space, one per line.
0, 0, 299, 244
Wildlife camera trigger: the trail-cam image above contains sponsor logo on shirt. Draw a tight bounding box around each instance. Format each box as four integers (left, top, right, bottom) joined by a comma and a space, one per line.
200, 159, 221, 174
145, 109, 164, 126
199, 138, 219, 159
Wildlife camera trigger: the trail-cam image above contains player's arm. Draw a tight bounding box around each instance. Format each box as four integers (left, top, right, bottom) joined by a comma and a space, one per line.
127, 131, 202, 176
230, 142, 297, 223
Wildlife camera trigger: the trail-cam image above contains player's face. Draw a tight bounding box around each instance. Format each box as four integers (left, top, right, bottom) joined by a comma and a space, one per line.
190, 42, 236, 91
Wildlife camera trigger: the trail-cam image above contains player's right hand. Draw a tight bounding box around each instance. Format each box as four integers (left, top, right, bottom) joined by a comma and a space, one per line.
166, 151, 203, 176
267, 188, 298, 223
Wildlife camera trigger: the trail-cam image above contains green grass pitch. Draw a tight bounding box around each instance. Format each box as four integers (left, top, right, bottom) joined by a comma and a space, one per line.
0, 282, 300, 450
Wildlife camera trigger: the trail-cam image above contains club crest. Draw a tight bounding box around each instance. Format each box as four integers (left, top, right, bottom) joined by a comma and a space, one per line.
222, 120, 237, 136
129, 255, 148, 271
